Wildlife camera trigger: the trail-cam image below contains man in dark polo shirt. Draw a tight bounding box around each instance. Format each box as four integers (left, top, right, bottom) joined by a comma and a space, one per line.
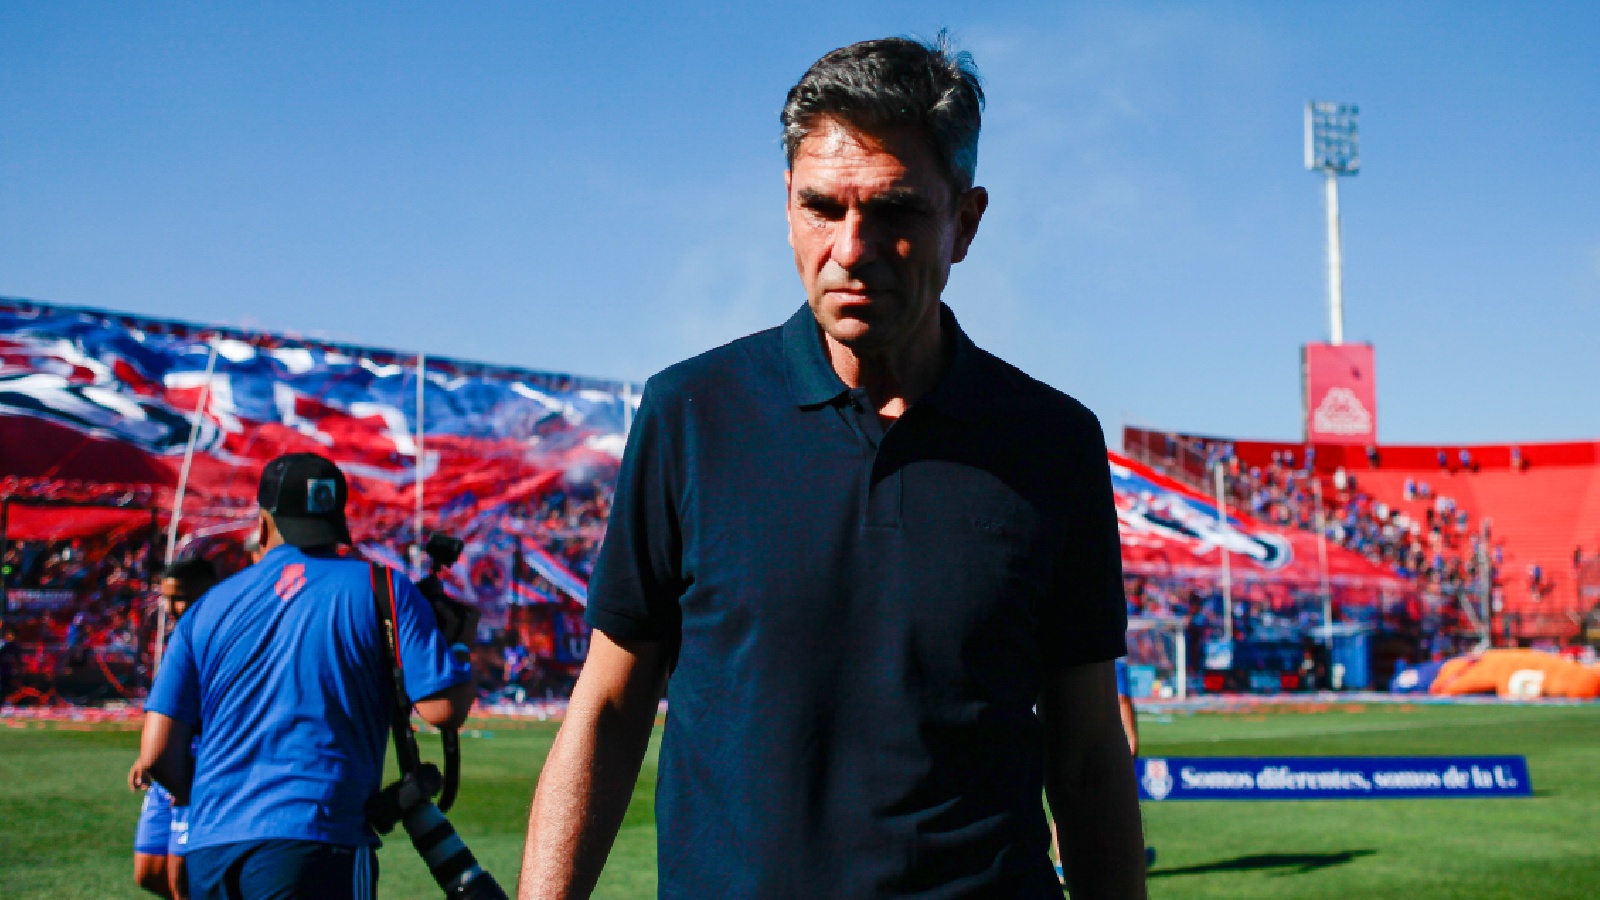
521, 35, 1145, 899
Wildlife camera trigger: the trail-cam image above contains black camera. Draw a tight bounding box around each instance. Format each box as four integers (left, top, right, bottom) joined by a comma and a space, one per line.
368, 768, 508, 899
415, 532, 478, 651
424, 531, 465, 569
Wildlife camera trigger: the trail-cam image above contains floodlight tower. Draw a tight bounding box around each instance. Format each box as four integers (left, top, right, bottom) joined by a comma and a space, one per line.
1305, 102, 1359, 345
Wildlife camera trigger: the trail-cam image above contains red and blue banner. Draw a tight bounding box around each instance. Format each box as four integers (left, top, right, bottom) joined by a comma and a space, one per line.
0, 298, 636, 624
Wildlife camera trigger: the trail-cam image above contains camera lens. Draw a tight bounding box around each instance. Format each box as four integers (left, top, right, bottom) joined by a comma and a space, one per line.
402, 802, 508, 899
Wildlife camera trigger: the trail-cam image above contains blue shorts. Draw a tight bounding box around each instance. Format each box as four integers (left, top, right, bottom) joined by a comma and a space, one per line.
134, 784, 190, 857
185, 840, 378, 900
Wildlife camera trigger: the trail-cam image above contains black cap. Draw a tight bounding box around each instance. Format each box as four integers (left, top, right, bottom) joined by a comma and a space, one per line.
257, 452, 353, 548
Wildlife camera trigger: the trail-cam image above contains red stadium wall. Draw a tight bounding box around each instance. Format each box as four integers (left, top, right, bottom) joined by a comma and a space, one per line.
1125, 427, 1600, 641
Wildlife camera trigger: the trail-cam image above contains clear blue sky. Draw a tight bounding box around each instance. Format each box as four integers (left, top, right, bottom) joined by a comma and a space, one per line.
3, 2, 1596, 444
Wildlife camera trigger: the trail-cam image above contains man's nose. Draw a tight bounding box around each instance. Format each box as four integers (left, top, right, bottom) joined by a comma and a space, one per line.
830, 209, 876, 268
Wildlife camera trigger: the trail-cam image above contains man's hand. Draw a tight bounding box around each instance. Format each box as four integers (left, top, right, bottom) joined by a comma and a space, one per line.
1041, 660, 1147, 899
430, 595, 481, 648
138, 711, 196, 806
128, 759, 153, 792
416, 574, 481, 647
435, 595, 476, 643
519, 630, 668, 900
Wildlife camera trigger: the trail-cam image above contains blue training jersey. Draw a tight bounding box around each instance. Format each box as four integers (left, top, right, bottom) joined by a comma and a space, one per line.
146, 545, 469, 851
1115, 658, 1131, 698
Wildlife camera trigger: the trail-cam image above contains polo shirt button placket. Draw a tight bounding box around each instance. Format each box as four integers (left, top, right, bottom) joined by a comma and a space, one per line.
850, 391, 902, 531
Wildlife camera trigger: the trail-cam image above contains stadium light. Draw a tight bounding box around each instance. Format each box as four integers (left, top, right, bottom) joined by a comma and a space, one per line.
1305, 101, 1359, 345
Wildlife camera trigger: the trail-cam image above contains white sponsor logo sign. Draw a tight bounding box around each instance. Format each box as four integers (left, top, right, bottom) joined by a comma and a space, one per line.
1312, 387, 1373, 436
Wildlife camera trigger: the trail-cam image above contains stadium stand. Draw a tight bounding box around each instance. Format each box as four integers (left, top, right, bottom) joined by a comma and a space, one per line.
4, 295, 1593, 704
1127, 427, 1600, 642
1, 297, 630, 706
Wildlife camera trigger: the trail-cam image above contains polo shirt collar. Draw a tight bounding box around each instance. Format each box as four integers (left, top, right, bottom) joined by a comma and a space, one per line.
782, 303, 850, 407
780, 301, 989, 420
920, 305, 988, 422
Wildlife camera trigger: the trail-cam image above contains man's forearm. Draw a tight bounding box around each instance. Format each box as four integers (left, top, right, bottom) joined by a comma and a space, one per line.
519, 633, 665, 900
148, 753, 194, 807
416, 678, 477, 731
1047, 735, 1146, 899
139, 712, 195, 805
1042, 661, 1147, 899
519, 704, 651, 898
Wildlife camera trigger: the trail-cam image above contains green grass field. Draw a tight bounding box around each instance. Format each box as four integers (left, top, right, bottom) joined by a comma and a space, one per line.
3, 703, 1597, 898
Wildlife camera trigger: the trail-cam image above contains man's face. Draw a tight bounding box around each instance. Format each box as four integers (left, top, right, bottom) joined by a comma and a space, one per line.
786, 118, 986, 357
160, 577, 191, 620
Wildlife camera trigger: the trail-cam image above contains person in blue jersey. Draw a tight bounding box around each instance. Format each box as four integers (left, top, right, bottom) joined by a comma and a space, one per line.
1112, 661, 1159, 871
131, 557, 218, 899
133, 453, 475, 900
1114, 659, 1141, 756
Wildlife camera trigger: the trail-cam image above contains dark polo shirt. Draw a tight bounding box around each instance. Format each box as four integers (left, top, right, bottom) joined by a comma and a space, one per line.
587, 303, 1127, 898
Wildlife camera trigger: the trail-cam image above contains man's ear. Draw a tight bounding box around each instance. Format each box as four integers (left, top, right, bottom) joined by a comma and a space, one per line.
950, 186, 988, 264
784, 168, 795, 250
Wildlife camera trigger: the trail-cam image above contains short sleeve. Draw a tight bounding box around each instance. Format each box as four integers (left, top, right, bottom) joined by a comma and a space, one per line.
1042, 409, 1128, 668
390, 574, 472, 701
585, 380, 685, 644
146, 619, 202, 727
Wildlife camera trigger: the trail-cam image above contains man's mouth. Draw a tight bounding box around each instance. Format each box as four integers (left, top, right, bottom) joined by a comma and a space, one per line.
826, 288, 892, 306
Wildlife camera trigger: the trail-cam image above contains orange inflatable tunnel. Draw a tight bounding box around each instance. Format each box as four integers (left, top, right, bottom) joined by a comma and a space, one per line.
1430, 649, 1600, 699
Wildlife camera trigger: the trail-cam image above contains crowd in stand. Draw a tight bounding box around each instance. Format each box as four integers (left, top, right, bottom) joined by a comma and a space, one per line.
0, 475, 157, 508
1121, 569, 1478, 690
504, 487, 611, 580
1123, 441, 1504, 671
5, 536, 151, 595
1209, 447, 1499, 600
1126, 573, 1399, 637
1106, 443, 1501, 675
481, 489, 609, 701
1, 485, 613, 704
474, 604, 586, 704
1, 534, 152, 698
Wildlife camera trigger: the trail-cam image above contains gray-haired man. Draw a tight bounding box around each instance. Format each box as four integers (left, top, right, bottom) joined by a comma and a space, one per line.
521, 35, 1146, 899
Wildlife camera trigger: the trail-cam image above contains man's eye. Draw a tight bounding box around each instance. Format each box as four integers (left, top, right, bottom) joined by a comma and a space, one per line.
805, 203, 846, 220
869, 201, 928, 225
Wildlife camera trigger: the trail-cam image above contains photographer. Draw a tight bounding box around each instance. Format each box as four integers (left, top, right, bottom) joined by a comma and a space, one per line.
134, 453, 474, 899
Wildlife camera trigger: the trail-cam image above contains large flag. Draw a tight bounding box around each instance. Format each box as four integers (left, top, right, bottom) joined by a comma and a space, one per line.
0, 298, 637, 619
510, 548, 561, 605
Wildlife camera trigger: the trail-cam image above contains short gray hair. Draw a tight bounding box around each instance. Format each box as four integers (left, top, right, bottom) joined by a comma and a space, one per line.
781, 33, 984, 195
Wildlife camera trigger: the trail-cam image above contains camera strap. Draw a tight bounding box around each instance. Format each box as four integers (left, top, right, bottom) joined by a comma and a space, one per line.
368, 563, 423, 775
362, 565, 509, 899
